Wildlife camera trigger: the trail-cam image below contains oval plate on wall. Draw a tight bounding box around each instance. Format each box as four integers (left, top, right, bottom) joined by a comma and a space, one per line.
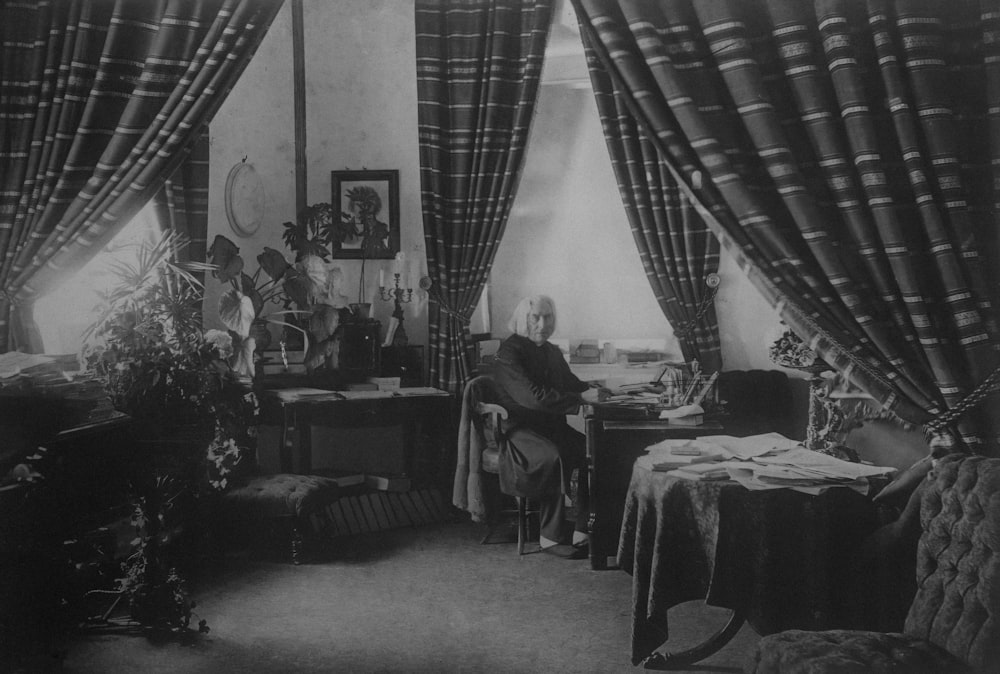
224, 161, 266, 237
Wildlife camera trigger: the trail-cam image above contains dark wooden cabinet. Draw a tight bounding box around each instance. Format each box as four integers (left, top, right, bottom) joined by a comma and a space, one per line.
338, 319, 381, 380
380, 345, 423, 386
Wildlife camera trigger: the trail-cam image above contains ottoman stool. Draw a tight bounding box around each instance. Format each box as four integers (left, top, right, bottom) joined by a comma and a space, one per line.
217, 473, 341, 564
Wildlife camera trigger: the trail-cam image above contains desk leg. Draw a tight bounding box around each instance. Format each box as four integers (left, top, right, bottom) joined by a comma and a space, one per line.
641, 609, 746, 669
584, 418, 606, 570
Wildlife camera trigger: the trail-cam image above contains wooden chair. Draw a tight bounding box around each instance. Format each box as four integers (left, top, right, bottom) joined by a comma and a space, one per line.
475, 400, 538, 555
458, 375, 540, 556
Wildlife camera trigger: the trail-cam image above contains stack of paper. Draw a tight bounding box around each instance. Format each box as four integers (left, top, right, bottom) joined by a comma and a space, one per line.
658, 403, 704, 425
696, 432, 802, 459
669, 462, 731, 481
266, 387, 345, 402
634, 433, 897, 494
727, 447, 896, 495
0, 352, 55, 379
642, 438, 731, 471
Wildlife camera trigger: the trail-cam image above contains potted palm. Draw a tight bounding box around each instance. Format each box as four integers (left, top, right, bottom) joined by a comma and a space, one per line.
79, 231, 257, 635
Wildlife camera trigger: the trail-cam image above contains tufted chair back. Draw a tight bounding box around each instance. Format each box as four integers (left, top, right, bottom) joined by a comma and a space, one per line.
746, 454, 1000, 673
904, 454, 1000, 669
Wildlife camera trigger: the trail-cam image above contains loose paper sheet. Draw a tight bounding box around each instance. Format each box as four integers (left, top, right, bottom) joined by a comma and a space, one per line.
753, 447, 897, 480
696, 432, 801, 459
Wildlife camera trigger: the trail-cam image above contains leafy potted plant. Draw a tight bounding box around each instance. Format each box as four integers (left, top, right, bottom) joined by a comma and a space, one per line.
79, 231, 258, 635
282, 197, 389, 312
203, 234, 352, 377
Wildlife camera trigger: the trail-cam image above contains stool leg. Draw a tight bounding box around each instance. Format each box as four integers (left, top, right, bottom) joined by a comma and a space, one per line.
290, 522, 303, 565
517, 497, 527, 556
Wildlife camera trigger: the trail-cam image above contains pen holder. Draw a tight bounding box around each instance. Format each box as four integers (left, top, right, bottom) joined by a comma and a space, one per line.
659, 369, 718, 410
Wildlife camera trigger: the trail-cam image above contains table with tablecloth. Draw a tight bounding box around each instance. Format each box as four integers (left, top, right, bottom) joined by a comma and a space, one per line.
618, 462, 883, 665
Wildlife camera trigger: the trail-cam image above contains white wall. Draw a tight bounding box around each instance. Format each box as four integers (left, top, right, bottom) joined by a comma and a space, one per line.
208, 0, 783, 374
206, 1, 295, 332
491, 82, 680, 355
206, 0, 427, 346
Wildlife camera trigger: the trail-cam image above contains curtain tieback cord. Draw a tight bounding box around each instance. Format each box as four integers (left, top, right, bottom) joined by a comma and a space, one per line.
674, 274, 720, 340
427, 286, 471, 325
925, 365, 1000, 434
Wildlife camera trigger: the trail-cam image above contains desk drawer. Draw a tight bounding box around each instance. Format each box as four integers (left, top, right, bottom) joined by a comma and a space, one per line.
310, 425, 405, 475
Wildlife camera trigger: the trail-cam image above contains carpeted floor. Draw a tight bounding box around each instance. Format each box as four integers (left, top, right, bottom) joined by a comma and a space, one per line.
60, 518, 757, 673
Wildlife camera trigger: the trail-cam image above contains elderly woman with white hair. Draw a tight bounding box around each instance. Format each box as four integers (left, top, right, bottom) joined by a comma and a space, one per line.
491, 294, 606, 559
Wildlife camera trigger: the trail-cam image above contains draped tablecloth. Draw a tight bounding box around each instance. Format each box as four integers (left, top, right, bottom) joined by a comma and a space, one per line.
618, 463, 882, 665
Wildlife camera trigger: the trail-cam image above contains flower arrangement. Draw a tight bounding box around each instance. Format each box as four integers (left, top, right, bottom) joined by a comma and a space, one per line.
767, 324, 824, 371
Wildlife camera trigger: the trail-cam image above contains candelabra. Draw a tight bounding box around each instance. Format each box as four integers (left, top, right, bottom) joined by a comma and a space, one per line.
378, 272, 413, 347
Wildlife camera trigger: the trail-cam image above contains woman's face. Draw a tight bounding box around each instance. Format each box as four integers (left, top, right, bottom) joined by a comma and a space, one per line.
526, 300, 555, 345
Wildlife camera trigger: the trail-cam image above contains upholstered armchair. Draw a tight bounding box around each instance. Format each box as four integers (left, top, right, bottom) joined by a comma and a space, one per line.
746, 454, 1000, 673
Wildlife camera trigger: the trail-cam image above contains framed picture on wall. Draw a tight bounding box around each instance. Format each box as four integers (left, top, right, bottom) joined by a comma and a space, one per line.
330, 169, 400, 259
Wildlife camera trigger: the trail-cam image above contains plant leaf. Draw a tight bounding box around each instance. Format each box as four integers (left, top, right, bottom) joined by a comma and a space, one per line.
258, 247, 291, 282
232, 336, 256, 378
219, 289, 256, 337
282, 268, 311, 309
308, 304, 341, 342
207, 235, 243, 283
238, 273, 265, 317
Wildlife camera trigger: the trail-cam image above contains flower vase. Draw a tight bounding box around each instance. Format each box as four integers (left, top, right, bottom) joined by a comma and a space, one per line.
349, 303, 371, 320
250, 319, 272, 351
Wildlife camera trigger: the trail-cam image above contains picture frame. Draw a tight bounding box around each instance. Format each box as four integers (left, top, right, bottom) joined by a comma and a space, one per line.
330, 169, 400, 259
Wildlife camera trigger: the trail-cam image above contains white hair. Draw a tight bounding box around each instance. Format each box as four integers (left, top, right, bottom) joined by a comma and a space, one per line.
507, 295, 556, 337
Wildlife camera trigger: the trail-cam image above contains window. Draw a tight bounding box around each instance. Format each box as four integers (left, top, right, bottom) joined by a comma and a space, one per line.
34, 205, 160, 355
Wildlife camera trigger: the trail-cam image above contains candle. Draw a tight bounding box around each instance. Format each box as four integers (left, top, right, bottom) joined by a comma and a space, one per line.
379, 267, 385, 289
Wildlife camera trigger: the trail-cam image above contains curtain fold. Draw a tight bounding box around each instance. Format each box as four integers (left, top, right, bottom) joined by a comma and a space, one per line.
0, 0, 281, 352
572, 0, 1000, 454
153, 127, 211, 272
415, 0, 553, 394
582, 32, 722, 372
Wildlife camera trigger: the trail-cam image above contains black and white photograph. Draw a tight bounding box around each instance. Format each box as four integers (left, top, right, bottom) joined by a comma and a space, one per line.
1, 0, 998, 673
331, 169, 400, 260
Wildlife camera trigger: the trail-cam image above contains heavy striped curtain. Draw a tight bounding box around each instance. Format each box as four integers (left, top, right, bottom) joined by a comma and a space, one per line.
0, 0, 281, 353
153, 128, 211, 272
582, 35, 722, 373
572, 0, 1000, 455
415, 0, 553, 394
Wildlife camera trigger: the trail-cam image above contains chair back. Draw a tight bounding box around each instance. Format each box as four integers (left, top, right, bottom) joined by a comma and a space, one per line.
454, 375, 508, 521
905, 454, 1000, 670
475, 401, 508, 475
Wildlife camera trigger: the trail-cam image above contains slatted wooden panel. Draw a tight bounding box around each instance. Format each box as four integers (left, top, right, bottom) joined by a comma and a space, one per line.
310, 488, 448, 537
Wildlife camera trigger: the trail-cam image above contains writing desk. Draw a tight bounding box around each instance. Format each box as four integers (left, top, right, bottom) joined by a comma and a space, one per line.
619, 462, 881, 668
584, 409, 723, 570
258, 387, 452, 484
